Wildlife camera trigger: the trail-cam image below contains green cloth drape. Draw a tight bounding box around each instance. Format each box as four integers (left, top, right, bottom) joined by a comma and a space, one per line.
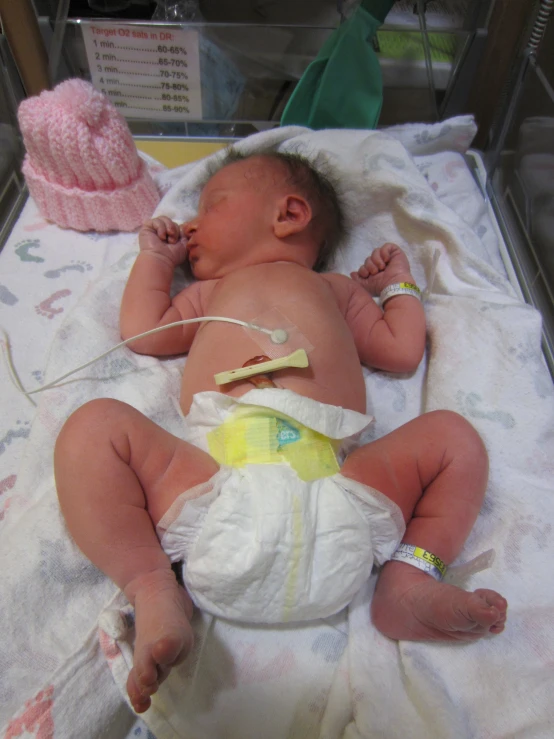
281, 0, 395, 130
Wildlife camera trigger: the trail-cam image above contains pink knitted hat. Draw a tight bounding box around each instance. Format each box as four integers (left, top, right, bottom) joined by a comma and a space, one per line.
18, 79, 160, 232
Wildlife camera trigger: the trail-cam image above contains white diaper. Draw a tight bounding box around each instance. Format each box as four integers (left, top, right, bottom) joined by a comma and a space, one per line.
157, 389, 405, 623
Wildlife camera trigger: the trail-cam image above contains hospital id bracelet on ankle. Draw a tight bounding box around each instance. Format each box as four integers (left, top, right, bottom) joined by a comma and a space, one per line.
380, 282, 421, 304
390, 544, 447, 581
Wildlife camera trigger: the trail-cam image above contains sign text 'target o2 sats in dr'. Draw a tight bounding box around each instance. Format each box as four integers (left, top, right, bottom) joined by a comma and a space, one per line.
82, 22, 202, 121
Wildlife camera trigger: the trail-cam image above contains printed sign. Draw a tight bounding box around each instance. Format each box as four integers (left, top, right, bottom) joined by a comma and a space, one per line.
81, 21, 202, 120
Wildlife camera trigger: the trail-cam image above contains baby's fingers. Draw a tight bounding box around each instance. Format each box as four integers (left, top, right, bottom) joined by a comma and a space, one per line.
359, 256, 380, 276
147, 217, 180, 243
379, 242, 401, 262
370, 247, 388, 271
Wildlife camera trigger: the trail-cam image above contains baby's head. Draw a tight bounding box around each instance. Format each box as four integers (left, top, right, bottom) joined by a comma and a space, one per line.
182, 148, 344, 280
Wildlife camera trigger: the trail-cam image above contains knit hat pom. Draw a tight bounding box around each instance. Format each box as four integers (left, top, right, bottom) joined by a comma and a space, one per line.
54, 79, 107, 128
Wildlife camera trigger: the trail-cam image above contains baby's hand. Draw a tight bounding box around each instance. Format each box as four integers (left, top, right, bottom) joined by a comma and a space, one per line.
350, 243, 414, 296
139, 216, 189, 267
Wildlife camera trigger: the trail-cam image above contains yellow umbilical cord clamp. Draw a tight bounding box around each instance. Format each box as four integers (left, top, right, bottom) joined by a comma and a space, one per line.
214, 349, 309, 386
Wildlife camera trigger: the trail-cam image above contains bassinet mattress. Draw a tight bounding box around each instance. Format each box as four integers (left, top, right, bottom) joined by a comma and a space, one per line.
1, 119, 553, 739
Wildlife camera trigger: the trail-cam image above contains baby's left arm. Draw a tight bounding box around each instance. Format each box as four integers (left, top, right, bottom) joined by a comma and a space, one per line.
345, 243, 426, 373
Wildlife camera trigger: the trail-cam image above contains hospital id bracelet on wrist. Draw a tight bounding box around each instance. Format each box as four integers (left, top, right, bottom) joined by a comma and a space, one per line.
390, 544, 447, 581
380, 282, 421, 304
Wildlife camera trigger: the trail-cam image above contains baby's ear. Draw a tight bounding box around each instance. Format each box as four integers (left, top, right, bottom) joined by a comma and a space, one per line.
273, 195, 312, 238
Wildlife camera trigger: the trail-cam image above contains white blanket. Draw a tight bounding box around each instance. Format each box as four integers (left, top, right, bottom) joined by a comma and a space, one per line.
1, 121, 554, 739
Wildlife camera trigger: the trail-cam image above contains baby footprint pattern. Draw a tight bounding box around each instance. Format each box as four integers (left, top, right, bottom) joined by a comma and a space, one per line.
0, 474, 16, 495
311, 632, 348, 663
234, 642, 295, 686
83, 230, 115, 241
14, 239, 44, 263
456, 391, 515, 429
505, 514, 553, 573
445, 159, 465, 181
414, 124, 452, 146
22, 217, 50, 232
4, 685, 55, 739
44, 260, 93, 278
0, 284, 18, 305
111, 251, 137, 273
363, 152, 407, 175
35, 289, 72, 319
130, 724, 156, 739
0, 475, 16, 524
0, 421, 31, 456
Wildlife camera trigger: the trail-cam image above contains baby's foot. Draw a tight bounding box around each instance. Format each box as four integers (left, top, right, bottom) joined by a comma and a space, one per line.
125, 569, 194, 713
372, 562, 507, 642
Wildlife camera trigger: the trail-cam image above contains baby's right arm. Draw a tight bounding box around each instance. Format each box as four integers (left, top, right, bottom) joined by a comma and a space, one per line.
120, 217, 202, 355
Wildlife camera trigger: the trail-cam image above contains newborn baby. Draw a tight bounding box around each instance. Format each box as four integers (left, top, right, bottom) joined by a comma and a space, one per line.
55, 150, 507, 714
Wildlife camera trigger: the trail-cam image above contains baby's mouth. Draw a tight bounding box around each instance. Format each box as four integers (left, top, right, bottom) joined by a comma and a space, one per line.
186, 242, 199, 263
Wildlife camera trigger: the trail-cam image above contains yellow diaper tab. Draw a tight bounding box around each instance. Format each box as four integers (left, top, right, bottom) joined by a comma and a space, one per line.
206, 405, 340, 482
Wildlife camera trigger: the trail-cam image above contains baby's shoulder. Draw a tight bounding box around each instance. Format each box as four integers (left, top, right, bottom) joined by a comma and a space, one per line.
320, 271, 355, 295
173, 277, 218, 314
319, 271, 356, 311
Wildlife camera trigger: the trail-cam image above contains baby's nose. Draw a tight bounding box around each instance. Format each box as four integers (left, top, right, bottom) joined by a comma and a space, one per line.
180, 219, 198, 238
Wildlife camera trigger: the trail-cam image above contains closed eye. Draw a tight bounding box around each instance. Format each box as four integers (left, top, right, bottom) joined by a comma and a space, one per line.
201, 190, 227, 213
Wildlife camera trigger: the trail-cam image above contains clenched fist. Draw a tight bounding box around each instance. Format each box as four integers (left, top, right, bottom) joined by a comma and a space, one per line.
139, 217, 189, 267
350, 243, 414, 296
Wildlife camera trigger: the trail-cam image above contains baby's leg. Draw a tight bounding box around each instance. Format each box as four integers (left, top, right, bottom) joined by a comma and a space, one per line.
54, 398, 219, 712
341, 410, 507, 641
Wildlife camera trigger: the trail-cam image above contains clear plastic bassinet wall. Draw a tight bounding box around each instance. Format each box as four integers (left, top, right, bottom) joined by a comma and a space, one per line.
485, 2, 554, 373
31, 0, 492, 137
0, 0, 492, 242
0, 35, 26, 247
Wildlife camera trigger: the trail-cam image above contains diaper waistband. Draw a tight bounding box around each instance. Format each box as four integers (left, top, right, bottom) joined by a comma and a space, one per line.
187, 388, 374, 442
207, 405, 340, 482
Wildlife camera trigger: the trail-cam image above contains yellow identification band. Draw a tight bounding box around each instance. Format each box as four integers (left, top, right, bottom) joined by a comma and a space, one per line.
390, 543, 447, 581
207, 406, 340, 482
380, 282, 421, 305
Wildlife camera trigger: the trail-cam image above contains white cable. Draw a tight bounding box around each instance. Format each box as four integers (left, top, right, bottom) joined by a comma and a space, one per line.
422, 248, 441, 302
1, 317, 288, 402
0, 329, 37, 407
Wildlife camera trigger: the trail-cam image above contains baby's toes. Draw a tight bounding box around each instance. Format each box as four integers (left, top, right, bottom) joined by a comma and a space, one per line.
475, 589, 507, 614
134, 649, 161, 696
127, 668, 153, 713
475, 589, 507, 632
467, 590, 507, 629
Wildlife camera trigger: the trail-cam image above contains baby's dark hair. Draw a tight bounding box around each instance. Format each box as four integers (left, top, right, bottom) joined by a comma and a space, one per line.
205, 147, 345, 272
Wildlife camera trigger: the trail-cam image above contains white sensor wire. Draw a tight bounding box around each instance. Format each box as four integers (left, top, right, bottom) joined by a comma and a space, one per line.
1, 317, 288, 405
0, 328, 35, 404
422, 248, 441, 302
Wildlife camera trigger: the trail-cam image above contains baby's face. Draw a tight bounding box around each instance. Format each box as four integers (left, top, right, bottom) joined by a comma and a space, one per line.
182, 158, 282, 280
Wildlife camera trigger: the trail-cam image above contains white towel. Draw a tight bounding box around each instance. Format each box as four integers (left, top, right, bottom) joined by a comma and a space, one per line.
1, 120, 553, 739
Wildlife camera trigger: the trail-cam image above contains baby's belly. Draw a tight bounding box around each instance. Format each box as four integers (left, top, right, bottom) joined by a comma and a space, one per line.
179, 324, 367, 414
